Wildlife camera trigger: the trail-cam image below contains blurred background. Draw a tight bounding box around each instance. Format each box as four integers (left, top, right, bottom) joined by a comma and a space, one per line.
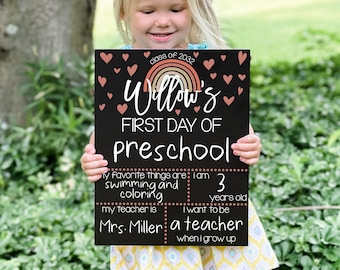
94, 0, 340, 63
1, 0, 340, 269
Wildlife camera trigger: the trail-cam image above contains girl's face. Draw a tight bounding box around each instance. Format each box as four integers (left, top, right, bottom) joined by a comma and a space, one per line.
125, 0, 191, 49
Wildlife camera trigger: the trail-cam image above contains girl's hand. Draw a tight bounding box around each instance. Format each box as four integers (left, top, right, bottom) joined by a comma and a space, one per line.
80, 143, 109, 182
231, 125, 262, 165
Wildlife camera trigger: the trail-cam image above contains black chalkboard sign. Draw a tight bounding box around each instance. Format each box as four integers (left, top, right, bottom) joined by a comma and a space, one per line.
94, 49, 250, 246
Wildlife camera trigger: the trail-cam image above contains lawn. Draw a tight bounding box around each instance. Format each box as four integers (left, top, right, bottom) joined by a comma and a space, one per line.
93, 0, 340, 64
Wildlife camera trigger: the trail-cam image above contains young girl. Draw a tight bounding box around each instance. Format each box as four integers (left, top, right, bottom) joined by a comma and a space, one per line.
81, 0, 279, 269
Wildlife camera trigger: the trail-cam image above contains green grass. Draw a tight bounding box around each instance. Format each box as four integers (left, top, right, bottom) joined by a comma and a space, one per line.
93, 0, 340, 64
219, 0, 340, 64
93, 1, 119, 49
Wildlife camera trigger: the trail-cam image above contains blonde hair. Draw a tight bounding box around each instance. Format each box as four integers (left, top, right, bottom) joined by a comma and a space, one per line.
113, 0, 227, 49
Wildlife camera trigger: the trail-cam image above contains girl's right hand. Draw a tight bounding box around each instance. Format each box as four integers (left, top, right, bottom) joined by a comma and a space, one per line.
80, 144, 109, 182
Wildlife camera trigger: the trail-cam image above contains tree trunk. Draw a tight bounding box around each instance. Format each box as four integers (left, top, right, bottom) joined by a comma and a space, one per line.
0, 0, 96, 124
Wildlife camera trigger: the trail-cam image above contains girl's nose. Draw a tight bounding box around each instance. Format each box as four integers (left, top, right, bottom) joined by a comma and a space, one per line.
155, 13, 171, 27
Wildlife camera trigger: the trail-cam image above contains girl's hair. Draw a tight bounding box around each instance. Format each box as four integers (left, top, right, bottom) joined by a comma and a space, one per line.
113, 0, 228, 48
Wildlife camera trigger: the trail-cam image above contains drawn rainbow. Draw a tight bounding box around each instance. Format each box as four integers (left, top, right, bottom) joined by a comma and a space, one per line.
143, 59, 201, 92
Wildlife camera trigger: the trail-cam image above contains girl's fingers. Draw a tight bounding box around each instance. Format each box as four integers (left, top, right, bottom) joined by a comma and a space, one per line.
239, 156, 259, 166
232, 140, 261, 166
234, 150, 259, 160
231, 143, 262, 156
81, 152, 107, 167
232, 143, 261, 153
232, 126, 261, 165
85, 167, 108, 176
80, 141, 109, 182
87, 174, 103, 182
84, 143, 96, 154
232, 135, 261, 152
85, 166, 109, 182
82, 156, 107, 168
236, 134, 260, 144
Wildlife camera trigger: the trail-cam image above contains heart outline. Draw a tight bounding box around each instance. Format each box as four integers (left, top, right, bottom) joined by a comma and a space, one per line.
99, 103, 106, 111
203, 59, 215, 70
122, 53, 129, 62
144, 51, 151, 58
98, 76, 107, 87
100, 52, 113, 64
238, 74, 246, 81
210, 73, 217, 79
117, 103, 128, 115
223, 96, 235, 106
127, 64, 138, 77
238, 51, 247, 65
223, 74, 233, 85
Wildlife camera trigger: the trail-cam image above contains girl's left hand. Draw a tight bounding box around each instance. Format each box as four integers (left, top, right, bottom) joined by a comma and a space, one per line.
231, 125, 262, 165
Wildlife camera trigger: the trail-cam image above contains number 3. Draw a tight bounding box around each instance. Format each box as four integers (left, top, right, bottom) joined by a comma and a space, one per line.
217, 173, 226, 192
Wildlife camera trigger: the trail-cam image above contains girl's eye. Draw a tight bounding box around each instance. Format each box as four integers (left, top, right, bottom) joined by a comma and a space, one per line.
141, 10, 154, 14
171, 8, 183, 13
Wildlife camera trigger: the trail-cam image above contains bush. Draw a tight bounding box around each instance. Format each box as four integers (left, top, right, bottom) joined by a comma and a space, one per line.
0, 56, 108, 269
249, 54, 340, 269
1, 56, 94, 182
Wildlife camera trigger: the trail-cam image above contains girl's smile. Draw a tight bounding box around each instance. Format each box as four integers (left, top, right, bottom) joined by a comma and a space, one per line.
149, 32, 175, 43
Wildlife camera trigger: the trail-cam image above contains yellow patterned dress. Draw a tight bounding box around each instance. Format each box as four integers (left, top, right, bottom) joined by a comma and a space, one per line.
110, 200, 279, 270
110, 43, 279, 269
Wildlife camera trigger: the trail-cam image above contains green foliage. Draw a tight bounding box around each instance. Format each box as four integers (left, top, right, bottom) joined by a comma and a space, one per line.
0, 56, 108, 269
1, 51, 340, 268
1, 56, 94, 181
249, 54, 340, 268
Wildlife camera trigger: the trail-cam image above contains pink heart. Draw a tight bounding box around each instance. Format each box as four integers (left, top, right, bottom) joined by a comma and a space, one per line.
238, 74, 246, 81
98, 76, 107, 87
238, 51, 247, 65
100, 52, 113, 64
223, 96, 235, 106
122, 53, 129, 62
175, 109, 181, 116
144, 51, 151, 58
117, 103, 128, 115
210, 73, 217, 79
220, 55, 227, 61
223, 74, 233, 85
114, 68, 121, 74
193, 52, 199, 58
107, 92, 113, 99
194, 106, 201, 113
238, 87, 244, 95
127, 64, 138, 77
99, 103, 106, 111
203, 59, 215, 70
